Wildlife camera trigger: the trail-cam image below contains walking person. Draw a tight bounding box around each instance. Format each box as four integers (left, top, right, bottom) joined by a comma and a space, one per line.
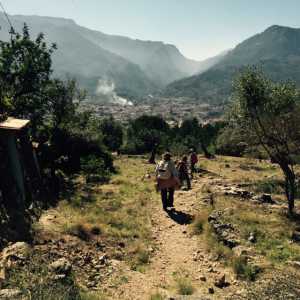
155, 152, 180, 210
177, 155, 191, 190
189, 148, 198, 178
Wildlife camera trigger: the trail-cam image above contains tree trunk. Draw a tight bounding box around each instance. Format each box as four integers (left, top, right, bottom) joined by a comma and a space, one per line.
148, 144, 157, 164
281, 163, 296, 216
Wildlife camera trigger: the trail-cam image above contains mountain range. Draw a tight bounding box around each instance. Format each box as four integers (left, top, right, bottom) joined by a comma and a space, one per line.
165, 25, 300, 105
0, 13, 220, 98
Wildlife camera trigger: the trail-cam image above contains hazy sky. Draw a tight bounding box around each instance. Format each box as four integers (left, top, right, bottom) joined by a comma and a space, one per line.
1, 0, 300, 60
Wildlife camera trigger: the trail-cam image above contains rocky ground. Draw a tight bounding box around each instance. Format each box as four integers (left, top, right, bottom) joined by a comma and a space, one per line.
0, 156, 300, 299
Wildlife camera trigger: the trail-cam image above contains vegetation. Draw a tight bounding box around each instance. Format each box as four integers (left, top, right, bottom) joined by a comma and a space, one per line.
174, 271, 194, 295
228, 67, 300, 214
122, 115, 223, 158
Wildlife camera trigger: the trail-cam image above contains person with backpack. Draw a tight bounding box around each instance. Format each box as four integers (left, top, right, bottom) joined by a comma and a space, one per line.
155, 152, 180, 210
189, 149, 198, 177
177, 155, 191, 190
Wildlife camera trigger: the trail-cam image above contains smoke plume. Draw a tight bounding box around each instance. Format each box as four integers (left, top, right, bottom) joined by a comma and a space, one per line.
95, 79, 133, 106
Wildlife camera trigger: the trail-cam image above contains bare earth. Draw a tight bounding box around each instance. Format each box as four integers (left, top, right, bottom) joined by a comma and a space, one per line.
105, 175, 242, 300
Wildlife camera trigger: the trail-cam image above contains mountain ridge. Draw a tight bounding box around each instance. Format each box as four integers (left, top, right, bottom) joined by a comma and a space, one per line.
165, 24, 300, 105
0, 13, 213, 98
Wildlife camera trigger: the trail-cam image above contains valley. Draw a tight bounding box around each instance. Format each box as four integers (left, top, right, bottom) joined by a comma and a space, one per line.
80, 98, 223, 124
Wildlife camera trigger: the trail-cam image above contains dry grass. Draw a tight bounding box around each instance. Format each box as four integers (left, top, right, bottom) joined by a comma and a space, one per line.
196, 155, 300, 280
173, 270, 194, 296
52, 156, 157, 267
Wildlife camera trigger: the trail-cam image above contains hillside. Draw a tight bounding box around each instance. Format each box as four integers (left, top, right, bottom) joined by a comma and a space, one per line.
2, 155, 300, 299
165, 25, 300, 105
0, 13, 207, 98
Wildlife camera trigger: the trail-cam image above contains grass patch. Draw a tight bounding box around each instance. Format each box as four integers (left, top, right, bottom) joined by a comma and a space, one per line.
231, 256, 260, 281
65, 222, 93, 241
192, 211, 209, 235
175, 275, 194, 295
253, 178, 284, 194
150, 292, 165, 300
4, 252, 81, 300
56, 157, 156, 266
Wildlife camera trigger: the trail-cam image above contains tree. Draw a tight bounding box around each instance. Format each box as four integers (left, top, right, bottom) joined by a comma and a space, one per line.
230, 67, 300, 215
99, 116, 123, 152
126, 115, 170, 155
0, 24, 56, 134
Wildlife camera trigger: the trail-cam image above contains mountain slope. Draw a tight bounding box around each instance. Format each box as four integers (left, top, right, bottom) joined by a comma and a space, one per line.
165, 25, 300, 105
0, 14, 157, 97
76, 25, 203, 86
0, 14, 208, 98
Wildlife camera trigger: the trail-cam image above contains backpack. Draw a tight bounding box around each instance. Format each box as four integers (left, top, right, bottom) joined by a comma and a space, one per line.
191, 153, 198, 164
157, 161, 172, 180
177, 161, 187, 174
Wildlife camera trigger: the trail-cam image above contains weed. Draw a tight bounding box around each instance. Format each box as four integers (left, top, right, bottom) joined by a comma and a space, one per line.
175, 275, 194, 295
231, 256, 260, 281
254, 178, 284, 194
66, 223, 92, 241
150, 292, 165, 300
192, 212, 208, 235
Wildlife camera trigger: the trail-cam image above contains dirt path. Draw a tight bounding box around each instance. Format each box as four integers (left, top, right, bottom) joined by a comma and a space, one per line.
108, 175, 238, 299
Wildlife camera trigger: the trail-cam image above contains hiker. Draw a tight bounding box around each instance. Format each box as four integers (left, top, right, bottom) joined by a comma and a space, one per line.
177, 155, 191, 190
155, 152, 180, 210
189, 149, 198, 177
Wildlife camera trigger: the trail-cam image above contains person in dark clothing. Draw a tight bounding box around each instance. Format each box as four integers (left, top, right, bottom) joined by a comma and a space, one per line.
189, 149, 198, 178
161, 188, 175, 208
155, 152, 180, 210
177, 155, 191, 190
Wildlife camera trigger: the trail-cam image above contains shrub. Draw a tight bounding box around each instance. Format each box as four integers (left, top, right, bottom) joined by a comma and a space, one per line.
81, 155, 111, 183
175, 275, 194, 295
192, 212, 208, 235
231, 256, 260, 281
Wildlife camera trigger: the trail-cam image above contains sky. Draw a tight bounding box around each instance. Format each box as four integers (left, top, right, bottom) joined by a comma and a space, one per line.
1, 0, 300, 61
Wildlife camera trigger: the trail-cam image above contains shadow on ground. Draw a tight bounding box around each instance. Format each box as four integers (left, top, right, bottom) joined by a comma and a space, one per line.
166, 208, 194, 225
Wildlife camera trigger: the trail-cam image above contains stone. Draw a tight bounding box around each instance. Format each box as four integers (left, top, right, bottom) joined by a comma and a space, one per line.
253, 193, 275, 204
292, 231, 300, 243
214, 274, 226, 288
2, 242, 31, 261
199, 275, 207, 282
261, 193, 273, 203
248, 233, 256, 243
99, 254, 108, 264
287, 261, 300, 269
0, 289, 24, 299
49, 258, 72, 275
208, 287, 215, 294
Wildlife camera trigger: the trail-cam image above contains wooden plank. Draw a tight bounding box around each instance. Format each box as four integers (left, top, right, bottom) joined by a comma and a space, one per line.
0, 117, 30, 131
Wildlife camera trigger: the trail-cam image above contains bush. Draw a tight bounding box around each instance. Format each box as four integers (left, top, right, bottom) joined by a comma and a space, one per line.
81, 155, 111, 183
231, 256, 260, 281
175, 275, 194, 295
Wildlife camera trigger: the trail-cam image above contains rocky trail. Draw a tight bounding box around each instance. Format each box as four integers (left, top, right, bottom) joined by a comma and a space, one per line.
1, 157, 300, 299
105, 173, 243, 299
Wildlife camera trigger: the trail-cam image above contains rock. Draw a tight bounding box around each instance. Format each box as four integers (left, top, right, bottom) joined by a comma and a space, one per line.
214, 274, 226, 288
292, 231, 300, 243
208, 211, 239, 248
253, 193, 275, 204
49, 258, 72, 275
248, 233, 256, 243
208, 287, 215, 294
287, 260, 300, 269
199, 275, 207, 281
261, 193, 273, 203
0, 289, 24, 299
99, 254, 108, 264
2, 242, 31, 261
